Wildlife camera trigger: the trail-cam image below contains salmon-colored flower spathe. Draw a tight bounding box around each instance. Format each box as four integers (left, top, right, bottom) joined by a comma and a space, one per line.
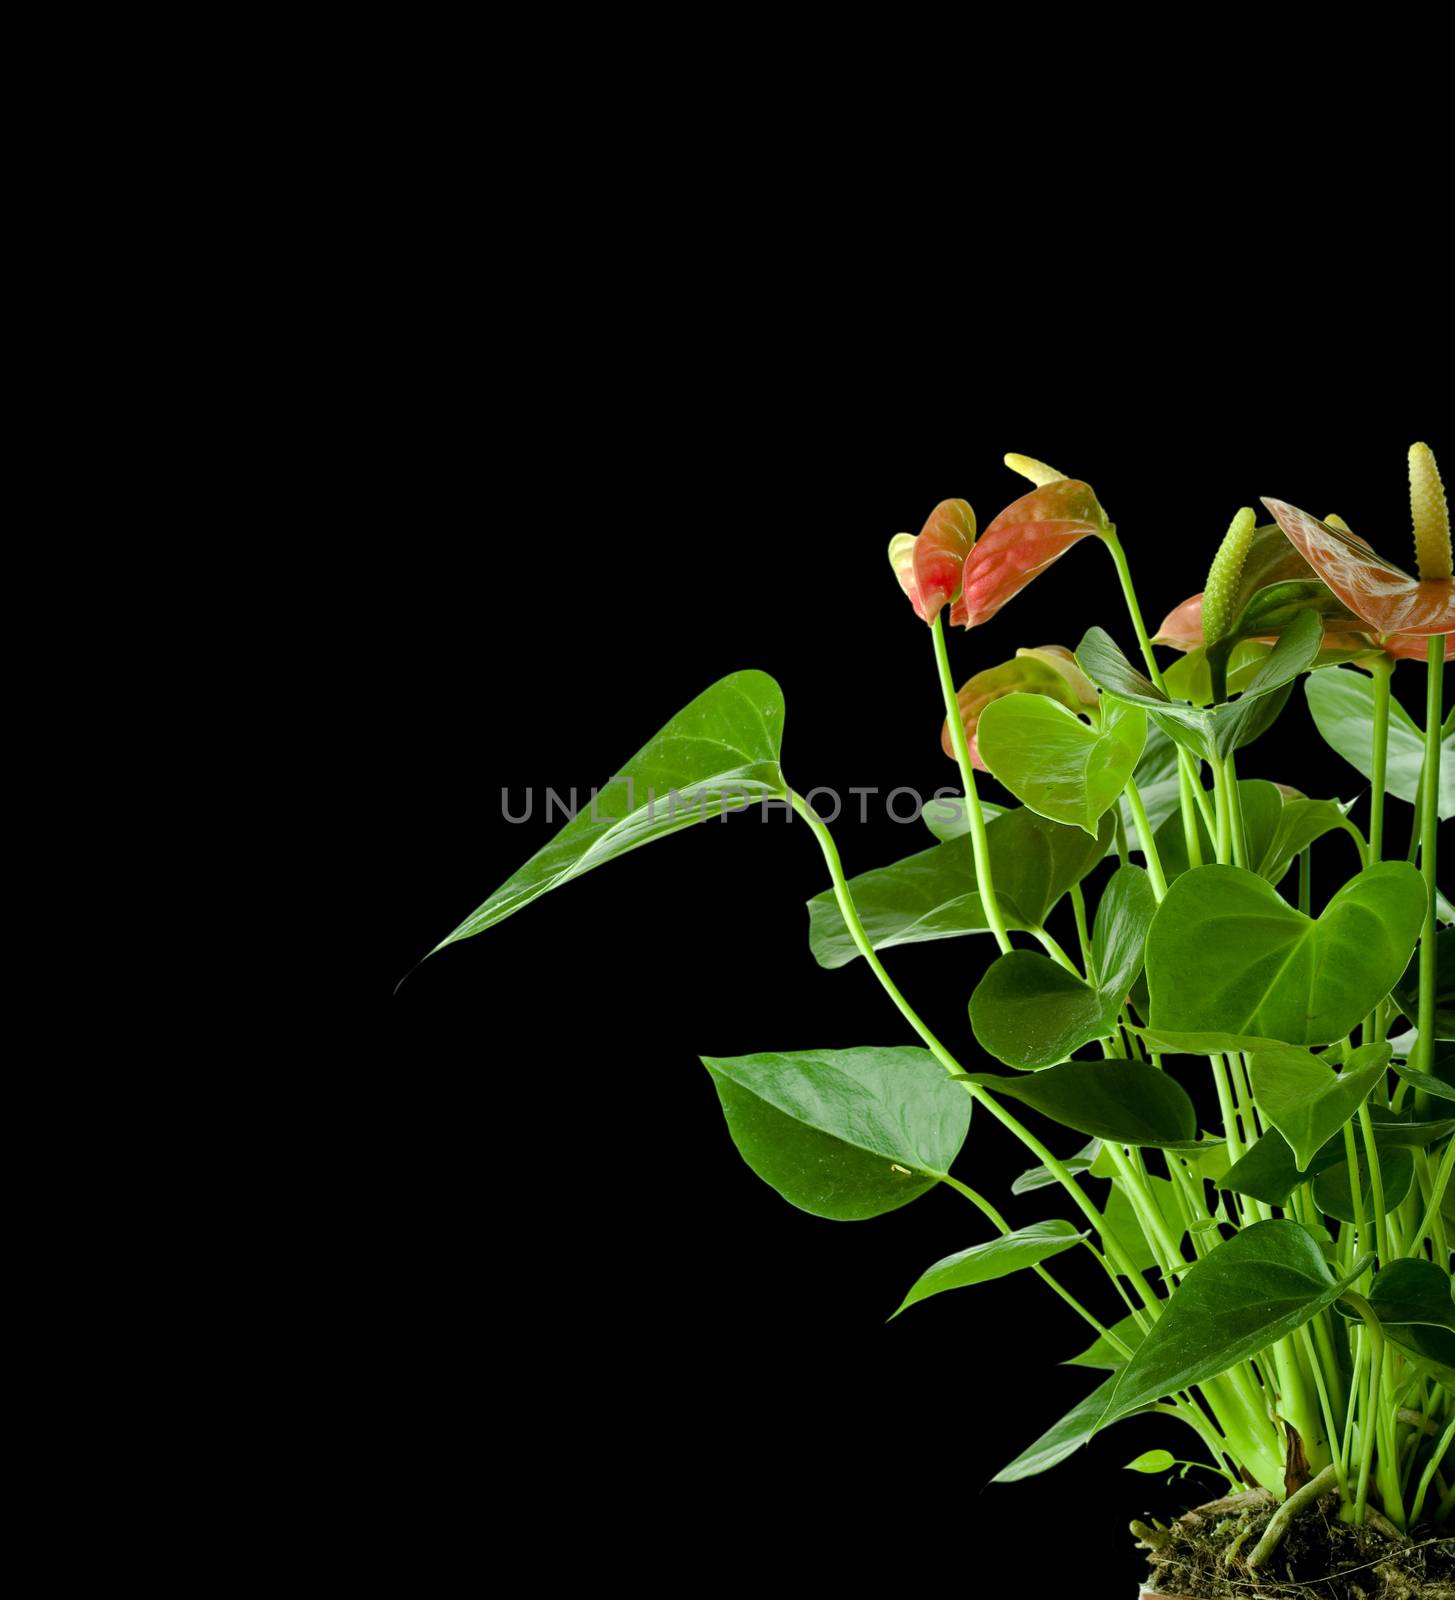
950, 479, 1113, 629
888, 499, 976, 622
1257, 445, 1454, 655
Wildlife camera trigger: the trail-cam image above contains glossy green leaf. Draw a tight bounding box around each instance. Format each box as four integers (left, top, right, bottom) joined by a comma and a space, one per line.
1065, 1313, 1146, 1370
430, 671, 786, 950
970, 953, 1122, 1069
1248, 1041, 1391, 1170
1091, 866, 1158, 1003
955, 1061, 1198, 1148
1012, 1138, 1101, 1195
810, 809, 1110, 968
700, 1047, 970, 1221
1078, 614, 1320, 762
1222, 1111, 1455, 1204
993, 1374, 1133, 1482
1100, 1221, 1373, 1427
1257, 797, 1360, 886
1305, 666, 1455, 819
971, 867, 1155, 1069
1125, 1450, 1176, 1474
1312, 1147, 1414, 1222
1145, 862, 1426, 1047
978, 694, 1146, 836
1162, 641, 1270, 706
893, 1220, 1086, 1318
1337, 1260, 1455, 1391
1391, 1061, 1455, 1102
1392, 929, 1454, 1038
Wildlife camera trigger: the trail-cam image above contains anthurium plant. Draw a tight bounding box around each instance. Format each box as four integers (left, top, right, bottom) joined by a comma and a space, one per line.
415, 445, 1454, 1577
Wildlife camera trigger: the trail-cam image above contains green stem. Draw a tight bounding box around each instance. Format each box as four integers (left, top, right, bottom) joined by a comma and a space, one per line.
1408, 1135, 1454, 1259
1357, 1102, 1389, 1267
1368, 654, 1393, 865
1343, 1120, 1369, 1286
1416, 635, 1443, 1077
1213, 756, 1232, 865
1031, 926, 1081, 975
1222, 751, 1249, 869
940, 1173, 1130, 1354
1409, 1414, 1455, 1528
931, 612, 1011, 955
789, 789, 1156, 1308
1101, 527, 1209, 881
1123, 779, 1168, 901
1070, 882, 1095, 982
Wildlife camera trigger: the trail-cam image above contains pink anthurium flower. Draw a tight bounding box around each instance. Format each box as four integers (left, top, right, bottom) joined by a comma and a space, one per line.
1260, 496, 1455, 640
888, 498, 976, 622
950, 479, 1112, 629
940, 647, 1095, 768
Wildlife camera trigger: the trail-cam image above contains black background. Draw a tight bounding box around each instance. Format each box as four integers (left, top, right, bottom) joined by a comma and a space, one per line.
373, 352, 1446, 1586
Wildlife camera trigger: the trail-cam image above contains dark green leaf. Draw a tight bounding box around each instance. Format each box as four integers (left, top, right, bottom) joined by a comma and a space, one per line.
430, 671, 786, 949
701, 1047, 970, 1221
1145, 863, 1426, 1046
1338, 1260, 1455, 1391
1312, 1147, 1414, 1222
993, 1374, 1134, 1482
955, 1061, 1198, 1148
1223, 1111, 1455, 1204
893, 1220, 1086, 1317
1257, 797, 1360, 887
1100, 1221, 1373, 1427
1249, 1041, 1390, 1170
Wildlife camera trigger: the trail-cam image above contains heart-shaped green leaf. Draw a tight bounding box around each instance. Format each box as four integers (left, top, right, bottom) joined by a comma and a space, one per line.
1336, 1259, 1455, 1391
809, 808, 1111, 968
971, 866, 1156, 1069
1256, 797, 1360, 886
1248, 1041, 1391, 1170
1306, 666, 1455, 819
700, 1047, 970, 1221
1312, 1147, 1414, 1222
893, 1219, 1087, 1317
1078, 614, 1321, 761
429, 671, 786, 951
1392, 928, 1454, 1038
993, 1374, 1135, 1482
1145, 862, 1426, 1047
1222, 1112, 1455, 1204
955, 1061, 1198, 1148
1099, 1221, 1373, 1427
978, 694, 1146, 836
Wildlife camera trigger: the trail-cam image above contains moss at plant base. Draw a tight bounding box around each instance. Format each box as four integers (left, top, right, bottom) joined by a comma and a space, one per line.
1137, 1490, 1454, 1598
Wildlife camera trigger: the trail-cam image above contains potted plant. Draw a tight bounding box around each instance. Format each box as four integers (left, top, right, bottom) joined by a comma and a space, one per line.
409, 447, 1454, 1597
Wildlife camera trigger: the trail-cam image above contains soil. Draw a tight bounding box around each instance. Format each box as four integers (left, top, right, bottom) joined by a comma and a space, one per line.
1138, 1491, 1454, 1598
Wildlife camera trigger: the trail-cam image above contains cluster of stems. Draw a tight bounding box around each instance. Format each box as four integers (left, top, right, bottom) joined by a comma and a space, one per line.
792, 533, 1451, 1528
